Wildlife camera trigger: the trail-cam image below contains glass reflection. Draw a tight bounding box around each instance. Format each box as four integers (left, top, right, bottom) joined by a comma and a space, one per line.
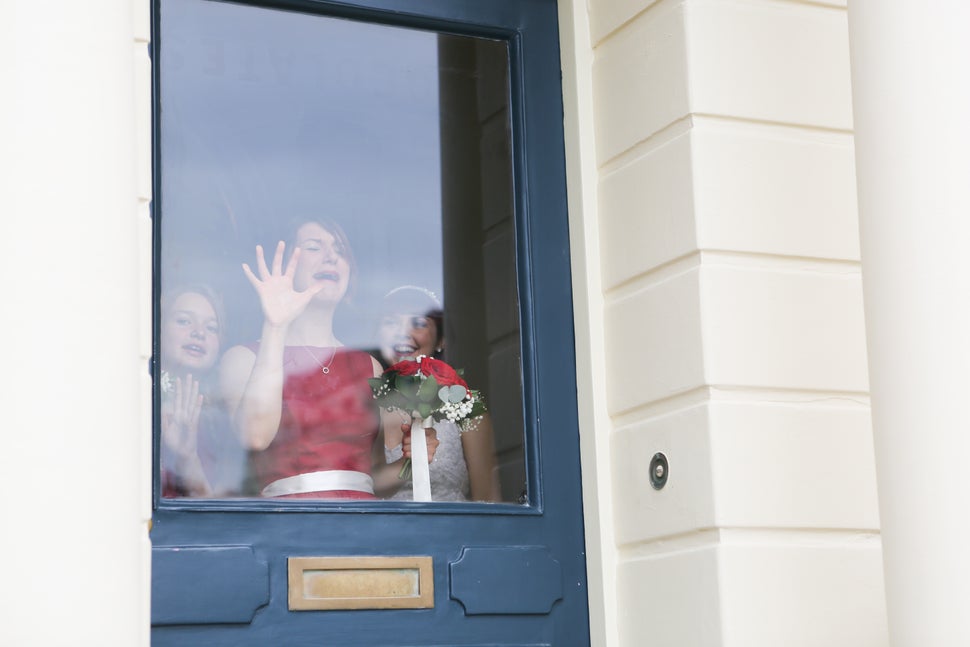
158, 0, 522, 502
159, 285, 247, 497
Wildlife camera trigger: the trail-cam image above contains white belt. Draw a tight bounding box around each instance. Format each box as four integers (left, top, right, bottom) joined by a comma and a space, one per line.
261, 470, 374, 497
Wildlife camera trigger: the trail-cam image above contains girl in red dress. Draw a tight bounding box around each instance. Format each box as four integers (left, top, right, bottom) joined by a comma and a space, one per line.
219, 219, 435, 499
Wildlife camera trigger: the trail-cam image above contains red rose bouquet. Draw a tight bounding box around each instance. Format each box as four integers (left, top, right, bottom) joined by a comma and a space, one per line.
369, 355, 487, 430
369, 355, 487, 486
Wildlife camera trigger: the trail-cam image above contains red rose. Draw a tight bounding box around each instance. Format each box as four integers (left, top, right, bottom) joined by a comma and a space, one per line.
387, 360, 421, 376
418, 357, 468, 388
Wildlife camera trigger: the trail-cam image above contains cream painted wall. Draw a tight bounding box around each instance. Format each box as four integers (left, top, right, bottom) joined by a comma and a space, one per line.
561, 0, 887, 644
849, 2, 970, 644
0, 1, 152, 645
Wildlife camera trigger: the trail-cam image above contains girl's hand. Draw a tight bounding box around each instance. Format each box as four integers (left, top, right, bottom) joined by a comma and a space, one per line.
401, 423, 439, 463
160, 375, 213, 497
241, 241, 324, 328
161, 374, 203, 459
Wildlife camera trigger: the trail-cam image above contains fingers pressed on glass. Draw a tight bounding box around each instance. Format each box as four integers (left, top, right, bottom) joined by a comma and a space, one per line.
255, 244, 270, 279
284, 245, 301, 277
271, 240, 285, 275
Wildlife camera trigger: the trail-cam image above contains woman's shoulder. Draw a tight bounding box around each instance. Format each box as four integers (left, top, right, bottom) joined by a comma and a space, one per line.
359, 348, 391, 370
338, 347, 382, 375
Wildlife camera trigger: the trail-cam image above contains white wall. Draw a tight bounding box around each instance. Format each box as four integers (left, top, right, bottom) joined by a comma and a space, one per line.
0, 1, 152, 645
561, 0, 888, 644
849, 2, 970, 644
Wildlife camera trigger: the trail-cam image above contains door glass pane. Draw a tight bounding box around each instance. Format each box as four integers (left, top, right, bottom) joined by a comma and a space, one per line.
157, 0, 524, 504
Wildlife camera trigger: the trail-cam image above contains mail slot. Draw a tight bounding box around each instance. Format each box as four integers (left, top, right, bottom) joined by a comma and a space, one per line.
288, 556, 434, 610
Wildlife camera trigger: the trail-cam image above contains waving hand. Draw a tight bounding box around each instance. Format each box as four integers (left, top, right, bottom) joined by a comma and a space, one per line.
242, 241, 324, 328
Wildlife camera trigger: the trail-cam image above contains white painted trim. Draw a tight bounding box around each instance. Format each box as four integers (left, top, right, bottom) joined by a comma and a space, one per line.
0, 0, 151, 644
849, 1, 970, 643
559, 1, 619, 645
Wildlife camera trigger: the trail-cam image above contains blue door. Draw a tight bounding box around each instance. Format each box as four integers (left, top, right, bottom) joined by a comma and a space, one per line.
150, 1, 589, 645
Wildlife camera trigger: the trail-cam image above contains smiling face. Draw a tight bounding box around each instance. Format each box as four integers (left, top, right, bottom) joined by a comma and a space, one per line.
379, 313, 440, 365
292, 221, 352, 304
160, 291, 221, 374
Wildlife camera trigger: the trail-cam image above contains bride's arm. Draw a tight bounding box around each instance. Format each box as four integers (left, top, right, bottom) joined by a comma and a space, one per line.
461, 412, 501, 502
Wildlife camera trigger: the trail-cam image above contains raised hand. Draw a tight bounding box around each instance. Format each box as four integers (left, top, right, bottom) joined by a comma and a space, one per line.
160, 374, 213, 496
241, 241, 325, 328
161, 374, 203, 460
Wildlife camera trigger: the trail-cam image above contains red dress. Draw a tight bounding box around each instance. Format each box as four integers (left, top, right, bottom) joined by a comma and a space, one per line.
253, 346, 379, 499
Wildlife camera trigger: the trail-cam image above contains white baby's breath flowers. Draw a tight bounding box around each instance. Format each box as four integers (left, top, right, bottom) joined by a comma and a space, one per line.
440, 394, 480, 429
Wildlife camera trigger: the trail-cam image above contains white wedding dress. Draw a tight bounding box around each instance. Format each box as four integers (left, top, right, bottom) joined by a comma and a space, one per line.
389, 420, 469, 502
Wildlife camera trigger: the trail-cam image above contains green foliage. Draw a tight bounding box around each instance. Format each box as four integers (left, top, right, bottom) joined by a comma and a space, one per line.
369, 361, 488, 430
395, 374, 419, 398
416, 375, 440, 402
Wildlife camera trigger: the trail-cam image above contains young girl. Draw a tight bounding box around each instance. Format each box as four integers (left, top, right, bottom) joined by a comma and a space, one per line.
160, 285, 245, 497
219, 220, 435, 499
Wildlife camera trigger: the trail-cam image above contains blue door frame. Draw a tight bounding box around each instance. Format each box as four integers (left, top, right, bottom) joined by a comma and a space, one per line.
150, 1, 589, 645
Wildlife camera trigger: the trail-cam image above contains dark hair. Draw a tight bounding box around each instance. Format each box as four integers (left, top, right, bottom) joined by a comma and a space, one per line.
288, 218, 358, 300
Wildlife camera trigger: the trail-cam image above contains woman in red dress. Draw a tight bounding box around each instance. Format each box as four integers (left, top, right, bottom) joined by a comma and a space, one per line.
219, 219, 433, 499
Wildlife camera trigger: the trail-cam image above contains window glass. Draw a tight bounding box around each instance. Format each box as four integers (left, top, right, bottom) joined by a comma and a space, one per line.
158, 0, 524, 503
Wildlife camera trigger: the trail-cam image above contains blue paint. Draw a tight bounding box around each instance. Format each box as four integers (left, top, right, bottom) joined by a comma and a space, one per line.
450, 547, 562, 615
152, 545, 269, 625
151, 0, 590, 644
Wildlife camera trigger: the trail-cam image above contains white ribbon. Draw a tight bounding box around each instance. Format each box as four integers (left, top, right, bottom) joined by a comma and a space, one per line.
260, 470, 374, 497
410, 416, 433, 502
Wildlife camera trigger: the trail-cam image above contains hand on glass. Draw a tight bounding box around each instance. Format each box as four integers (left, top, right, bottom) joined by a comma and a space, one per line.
161, 374, 203, 460
242, 241, 324, 328
401, 422, 439, 463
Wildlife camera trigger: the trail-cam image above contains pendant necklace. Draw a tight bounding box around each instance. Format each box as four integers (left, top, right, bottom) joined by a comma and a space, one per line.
302, 345, 337, 375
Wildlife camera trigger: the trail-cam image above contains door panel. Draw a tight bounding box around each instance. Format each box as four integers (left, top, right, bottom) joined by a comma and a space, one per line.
151, 0, 587, 644
152, 546, 269, 624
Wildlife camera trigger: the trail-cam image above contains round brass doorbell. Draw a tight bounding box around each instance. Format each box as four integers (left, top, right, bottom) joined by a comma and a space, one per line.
649, 452, 668, 490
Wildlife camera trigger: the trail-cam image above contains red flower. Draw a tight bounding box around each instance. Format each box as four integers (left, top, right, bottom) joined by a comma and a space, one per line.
387, 360, 421, 376
418, 357, 468, 388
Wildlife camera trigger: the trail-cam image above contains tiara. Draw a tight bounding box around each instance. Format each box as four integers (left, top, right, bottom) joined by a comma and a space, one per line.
383, 285, 442, 309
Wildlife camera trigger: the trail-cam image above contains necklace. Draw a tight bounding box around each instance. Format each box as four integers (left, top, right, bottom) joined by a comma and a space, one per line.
302, 345, 337, 375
